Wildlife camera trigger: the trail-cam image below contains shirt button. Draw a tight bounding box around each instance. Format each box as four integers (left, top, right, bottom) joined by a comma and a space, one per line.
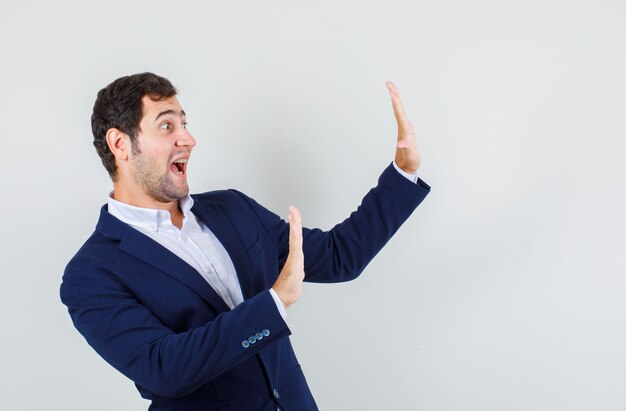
273, 388, 280, 399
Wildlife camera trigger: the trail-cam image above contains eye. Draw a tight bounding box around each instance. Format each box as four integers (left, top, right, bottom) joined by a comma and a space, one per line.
160, 122, 171, 130
182, 122, 188, 129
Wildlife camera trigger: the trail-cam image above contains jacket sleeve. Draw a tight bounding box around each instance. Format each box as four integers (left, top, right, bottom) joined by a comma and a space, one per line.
232, 162, 431, 283
60, 255, 290, 398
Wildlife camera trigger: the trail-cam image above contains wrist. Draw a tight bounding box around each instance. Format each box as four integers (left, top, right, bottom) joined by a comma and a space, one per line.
271, 286, 291, 309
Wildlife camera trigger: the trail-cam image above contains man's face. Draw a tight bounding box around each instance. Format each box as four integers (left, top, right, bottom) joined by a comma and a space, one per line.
129, 95, 196, 203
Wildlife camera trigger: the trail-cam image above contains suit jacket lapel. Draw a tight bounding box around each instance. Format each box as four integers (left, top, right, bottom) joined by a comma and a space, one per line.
121, 229, 232, 313
192, 203, 256, 300
97, 206, 231, 313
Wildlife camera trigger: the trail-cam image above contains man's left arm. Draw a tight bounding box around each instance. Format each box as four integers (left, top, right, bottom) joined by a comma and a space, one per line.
236, 82, 430, 285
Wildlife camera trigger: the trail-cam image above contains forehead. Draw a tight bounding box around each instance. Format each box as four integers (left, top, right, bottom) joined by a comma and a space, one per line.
140, 95, 184, 122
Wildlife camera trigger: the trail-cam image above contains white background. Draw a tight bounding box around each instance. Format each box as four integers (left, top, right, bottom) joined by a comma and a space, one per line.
1, 1, 625, 410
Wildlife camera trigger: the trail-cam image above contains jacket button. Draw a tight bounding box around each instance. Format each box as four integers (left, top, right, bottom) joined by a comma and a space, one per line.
248, 336, 257, 344
262, 328, 270, 337
273, 388, 280, 399
255, 331, 264, 340
241, 340, 250, 349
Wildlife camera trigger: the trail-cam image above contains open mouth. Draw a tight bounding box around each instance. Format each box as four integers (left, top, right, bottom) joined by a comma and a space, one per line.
170, 158, 188, 175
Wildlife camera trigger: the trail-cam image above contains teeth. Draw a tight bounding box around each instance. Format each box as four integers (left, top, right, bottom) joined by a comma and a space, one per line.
172, 158, 187, 175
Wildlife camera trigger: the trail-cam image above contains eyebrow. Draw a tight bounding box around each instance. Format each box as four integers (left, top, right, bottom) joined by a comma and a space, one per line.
154, 109, 186, 122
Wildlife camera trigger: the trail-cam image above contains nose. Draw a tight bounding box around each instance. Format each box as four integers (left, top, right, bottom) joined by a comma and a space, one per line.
175, 127, 196, 149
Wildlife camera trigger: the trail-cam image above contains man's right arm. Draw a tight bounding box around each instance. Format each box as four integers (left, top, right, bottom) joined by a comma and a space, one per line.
60, 251, 290, 398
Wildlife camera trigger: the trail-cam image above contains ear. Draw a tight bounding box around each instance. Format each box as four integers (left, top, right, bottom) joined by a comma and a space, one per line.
105, 128, 131, 161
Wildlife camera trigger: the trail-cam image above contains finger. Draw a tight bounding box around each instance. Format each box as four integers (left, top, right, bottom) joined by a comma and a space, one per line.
386, 81, 414, 137
386, 81, 407, 119
386, 80, 399, 95
288, 205, 303, 253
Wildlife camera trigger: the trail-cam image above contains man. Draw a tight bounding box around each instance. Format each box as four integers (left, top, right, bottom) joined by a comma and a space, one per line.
60, 72, 430, 410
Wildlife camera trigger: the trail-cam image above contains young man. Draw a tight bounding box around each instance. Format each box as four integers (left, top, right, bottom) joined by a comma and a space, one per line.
60, 72, 430, 410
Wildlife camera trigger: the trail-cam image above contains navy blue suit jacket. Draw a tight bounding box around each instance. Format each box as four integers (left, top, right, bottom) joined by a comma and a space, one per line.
60, 164, 430, 410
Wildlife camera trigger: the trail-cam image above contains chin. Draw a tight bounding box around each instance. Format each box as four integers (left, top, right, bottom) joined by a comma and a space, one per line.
150, 183, 189, 203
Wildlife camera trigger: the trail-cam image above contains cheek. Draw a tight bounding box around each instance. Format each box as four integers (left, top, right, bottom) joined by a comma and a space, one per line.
133, 152, 165, 173
142, 145, 169, 163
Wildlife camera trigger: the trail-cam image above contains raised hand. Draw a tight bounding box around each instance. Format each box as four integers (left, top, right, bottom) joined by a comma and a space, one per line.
272, 206, 305, 309
386, 81, 421, 174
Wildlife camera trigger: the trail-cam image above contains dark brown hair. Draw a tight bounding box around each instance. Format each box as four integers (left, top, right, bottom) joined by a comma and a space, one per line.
91, 72, 177, 180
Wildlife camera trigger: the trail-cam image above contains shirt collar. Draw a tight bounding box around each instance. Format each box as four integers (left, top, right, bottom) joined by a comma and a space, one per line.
107, 193, 195, 232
